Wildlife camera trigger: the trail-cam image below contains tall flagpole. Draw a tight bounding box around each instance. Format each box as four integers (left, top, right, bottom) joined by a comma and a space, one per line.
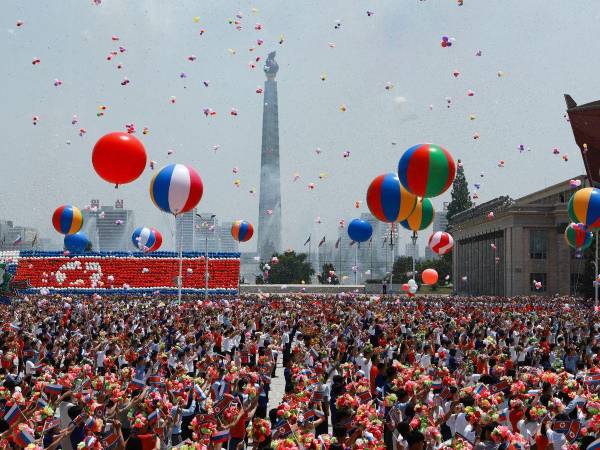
354, 243, 358, 285
369, 239, 373, 281
177, 214, 183, 302
594, 231, 600, 308
339, 239, 342, 283
317, 239, 320, 279
308, 234, 312, 282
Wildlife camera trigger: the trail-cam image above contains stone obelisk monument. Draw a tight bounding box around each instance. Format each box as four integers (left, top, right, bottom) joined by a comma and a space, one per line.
257, 52, 282, 260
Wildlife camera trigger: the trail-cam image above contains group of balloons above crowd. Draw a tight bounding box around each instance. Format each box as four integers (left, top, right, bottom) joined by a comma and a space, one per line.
344, 143, 456, 291
49, 133, 600, 290
51, 132, 255, 254
565, 187, 600, 251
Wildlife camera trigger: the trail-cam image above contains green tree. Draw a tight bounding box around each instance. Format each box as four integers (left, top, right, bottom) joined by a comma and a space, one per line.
392, 256, 415, 284
260, 251, 314, 284
416, 255, 452, 289
446, 160, 473, 223
317, 263, 339, 285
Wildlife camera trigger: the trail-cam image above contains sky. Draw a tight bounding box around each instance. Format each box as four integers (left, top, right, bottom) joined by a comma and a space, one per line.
2, 0, 600, 252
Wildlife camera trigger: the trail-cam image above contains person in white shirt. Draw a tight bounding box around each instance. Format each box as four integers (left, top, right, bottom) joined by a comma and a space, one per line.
517, 409, 541, 447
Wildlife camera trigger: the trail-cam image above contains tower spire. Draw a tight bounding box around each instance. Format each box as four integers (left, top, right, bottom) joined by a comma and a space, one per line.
257, 52, 282, 260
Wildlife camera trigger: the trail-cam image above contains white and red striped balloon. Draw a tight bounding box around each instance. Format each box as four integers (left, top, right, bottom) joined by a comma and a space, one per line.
428, 231, 454, 255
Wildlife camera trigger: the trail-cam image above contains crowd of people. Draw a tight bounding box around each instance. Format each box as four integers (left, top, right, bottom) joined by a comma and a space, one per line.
0, 294, 598, 450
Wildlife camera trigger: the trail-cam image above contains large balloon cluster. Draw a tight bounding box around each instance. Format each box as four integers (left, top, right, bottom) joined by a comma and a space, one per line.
363, 143, 457, 291
52, 131, 256, 264
565, 187, 600, 251
366, 143, 456, 233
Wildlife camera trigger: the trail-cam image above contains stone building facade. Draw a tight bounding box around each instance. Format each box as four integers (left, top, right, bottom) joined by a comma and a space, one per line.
449, 175, 590, 296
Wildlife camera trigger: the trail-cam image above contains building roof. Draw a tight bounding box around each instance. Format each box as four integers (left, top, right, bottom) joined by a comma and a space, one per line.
448, 175, 587, 228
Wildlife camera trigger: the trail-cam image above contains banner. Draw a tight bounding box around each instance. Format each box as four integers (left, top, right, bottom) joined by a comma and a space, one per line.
12, 251, 240, 293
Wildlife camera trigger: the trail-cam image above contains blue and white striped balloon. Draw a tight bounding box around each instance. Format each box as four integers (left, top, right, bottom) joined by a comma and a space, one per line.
132, 227, 160, 252
149, 164, 204, 215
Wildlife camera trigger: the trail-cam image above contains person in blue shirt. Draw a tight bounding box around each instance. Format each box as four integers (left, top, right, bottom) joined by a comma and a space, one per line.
563, 347, 579, 374
170, 397, 196, 445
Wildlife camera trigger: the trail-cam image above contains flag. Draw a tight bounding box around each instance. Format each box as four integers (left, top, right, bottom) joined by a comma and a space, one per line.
213, 393, 234, 416
148, 409, 160, 427
148, 375, 165, 390
83, 436, 98, 448
211, 429, 231, 443
37, 396, 49, 409
14, 429, 35, 447
358, 390, 372, 404
103, 431, 120, 450
4, 404, 21, 426
45, 417, 61, 431
304, 235, 311, 246
473, 383, 488, 396
587, 438, 600, 450
318, 236, 326, 247
498, 408, 508, 424
311, 390, 324, 403
335, 237, 341, 249
85, 415, 95, 430
44, 383, 64, 395
552, 420, 581, 442
130, 378, 145, 391
489, 379, 510, 395
585, 374, 600, 387
432, 380, 443, 392
194, 384, 207, 400
303, 410, 325, 422
438, 386, 452, 401
272, 421, 293, 439
12, 235, 22, 245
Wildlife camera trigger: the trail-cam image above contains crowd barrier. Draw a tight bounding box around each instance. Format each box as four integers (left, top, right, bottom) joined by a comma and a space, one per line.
10, 251, 240, 295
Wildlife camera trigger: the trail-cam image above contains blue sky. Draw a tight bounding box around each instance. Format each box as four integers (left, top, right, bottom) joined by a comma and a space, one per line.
2, 0, 599, 251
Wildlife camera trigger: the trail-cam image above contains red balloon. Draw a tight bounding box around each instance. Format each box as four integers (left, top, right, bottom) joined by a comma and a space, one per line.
421, 268, 439, 285
92, 132, 147, 185
402, 283, 409, 292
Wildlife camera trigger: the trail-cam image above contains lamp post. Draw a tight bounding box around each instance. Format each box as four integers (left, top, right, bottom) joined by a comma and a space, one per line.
196, 214, 216, 300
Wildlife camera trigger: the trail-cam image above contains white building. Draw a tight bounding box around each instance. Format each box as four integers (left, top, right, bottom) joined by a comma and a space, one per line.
87, 199, 135, 251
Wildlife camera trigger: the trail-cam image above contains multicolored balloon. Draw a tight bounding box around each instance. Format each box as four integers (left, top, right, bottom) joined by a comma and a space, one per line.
564, 223, 593, 250
132, 227, 163, 252
150, 164, 203, 215
347, 218, 373, 243
231, 220, 254, 242
400, 198, 435, 231
64, 232, 89, 253
568, 187, 600, 229
428, 231, 454, 255
92, 132, 147, 186
398, 143, 456, 198
52, 205, 83, 235
366, 173, 417, 223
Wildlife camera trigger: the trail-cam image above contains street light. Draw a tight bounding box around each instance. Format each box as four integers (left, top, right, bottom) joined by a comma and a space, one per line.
196, 214, 216, 300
